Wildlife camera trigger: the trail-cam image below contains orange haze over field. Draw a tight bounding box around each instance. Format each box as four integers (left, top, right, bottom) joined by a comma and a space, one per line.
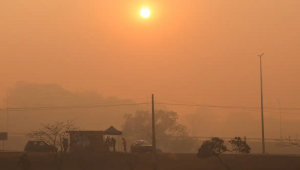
1, 0, 300, 138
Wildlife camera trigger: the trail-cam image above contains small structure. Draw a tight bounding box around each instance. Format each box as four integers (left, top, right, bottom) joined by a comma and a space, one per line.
104, 126, 122, 136
68, 131, 104, 153
67, 127, 123, 153
104, 126, 123, 151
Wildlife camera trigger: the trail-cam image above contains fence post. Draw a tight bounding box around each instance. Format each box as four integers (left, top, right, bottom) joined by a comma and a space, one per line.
244, 136, 247, 143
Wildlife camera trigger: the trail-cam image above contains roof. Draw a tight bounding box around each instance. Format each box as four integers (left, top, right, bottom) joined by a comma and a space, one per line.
104, 126, 122, 135
66, 130, 104, 133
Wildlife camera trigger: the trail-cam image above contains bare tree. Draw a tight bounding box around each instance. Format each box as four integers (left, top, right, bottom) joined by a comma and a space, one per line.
27, 120, 79, 170
277, 135, 300, 147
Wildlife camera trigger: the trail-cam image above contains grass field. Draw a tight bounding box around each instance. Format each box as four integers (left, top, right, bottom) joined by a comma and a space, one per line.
1, 152, 300, 170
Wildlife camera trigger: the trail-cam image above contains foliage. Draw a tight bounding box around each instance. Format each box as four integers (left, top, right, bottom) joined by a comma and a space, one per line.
122, 110, 195, 152
229, 137, 251, 154
27, 120, 79, 170
197, 137, 227, 157
197, 137, 230, 170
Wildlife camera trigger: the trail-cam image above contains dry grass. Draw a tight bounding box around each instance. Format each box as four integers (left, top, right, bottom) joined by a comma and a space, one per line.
1, 152, 300, 170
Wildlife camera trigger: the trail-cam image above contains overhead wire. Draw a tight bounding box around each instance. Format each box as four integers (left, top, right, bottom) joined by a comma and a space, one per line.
155, 97, 300, 111
0, 97, 148, 112
155, 102, 297, 114
0, 103, 148, 112
0, 97, 299, 114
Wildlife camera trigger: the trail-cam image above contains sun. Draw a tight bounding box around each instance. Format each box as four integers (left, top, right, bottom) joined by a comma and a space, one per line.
140, 8, 150, 18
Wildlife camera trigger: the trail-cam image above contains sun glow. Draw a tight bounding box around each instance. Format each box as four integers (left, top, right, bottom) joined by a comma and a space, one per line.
140, 8, 150, 18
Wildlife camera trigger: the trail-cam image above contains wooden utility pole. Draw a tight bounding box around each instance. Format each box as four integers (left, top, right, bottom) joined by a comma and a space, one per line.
258, 53, 265, 154
7, 91, 9, 133
152, 94, 157, 170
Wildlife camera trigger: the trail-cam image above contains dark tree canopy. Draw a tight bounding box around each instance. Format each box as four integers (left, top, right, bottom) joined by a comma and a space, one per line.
197, 137, 227, 157
229, 137, 251, 154
122, 110, 195, 152
123, 110, 187, 139
197, 137, 230, 170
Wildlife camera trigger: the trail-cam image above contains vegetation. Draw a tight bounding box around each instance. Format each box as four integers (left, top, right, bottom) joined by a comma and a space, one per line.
197, 136, 251, 170
197, 137, 230, 170
229, 137, 251, 154
277, 135, 300, 147
122, 110, 196, 152
28, 121, 79, 170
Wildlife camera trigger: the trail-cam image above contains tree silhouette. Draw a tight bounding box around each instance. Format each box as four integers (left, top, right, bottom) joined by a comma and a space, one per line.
229, 137, 251, 154
197, 137, 230, 170
28, 120, 79, 170
122, 110, 195, 152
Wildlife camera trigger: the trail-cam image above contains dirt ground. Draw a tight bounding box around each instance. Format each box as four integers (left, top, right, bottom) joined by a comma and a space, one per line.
1, 152, 300, 170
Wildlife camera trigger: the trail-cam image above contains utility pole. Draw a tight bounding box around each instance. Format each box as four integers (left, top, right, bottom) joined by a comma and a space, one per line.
7, 91, 9, 133
151, 94, 157, 170
277, 99, 282, 138
258, 53, 265, 154
3, 91, 9, 151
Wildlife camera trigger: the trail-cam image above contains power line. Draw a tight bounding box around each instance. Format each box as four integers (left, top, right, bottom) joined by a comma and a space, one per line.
156, 102, 260, 109
155, 102, 300, 115
0, 99, 300, 114
155, 97, 300, 111
0, 103, 147, 112
73, 97, 147, 106
0, 98, 147, 111
155, 102, 300, 113
155, 97, 200, 105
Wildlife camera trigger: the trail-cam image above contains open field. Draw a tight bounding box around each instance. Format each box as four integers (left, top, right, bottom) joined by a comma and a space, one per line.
1, 152, 300, 170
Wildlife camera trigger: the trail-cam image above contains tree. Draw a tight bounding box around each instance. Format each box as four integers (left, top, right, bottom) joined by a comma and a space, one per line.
277, 135, 300, 147
122, 110, 195, 152
229, 137, 251, 154
27, 121, 79, 170
197, 137, 230, 170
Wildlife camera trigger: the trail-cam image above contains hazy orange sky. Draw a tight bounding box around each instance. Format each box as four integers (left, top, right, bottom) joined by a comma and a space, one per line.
1, 0, 300, 123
